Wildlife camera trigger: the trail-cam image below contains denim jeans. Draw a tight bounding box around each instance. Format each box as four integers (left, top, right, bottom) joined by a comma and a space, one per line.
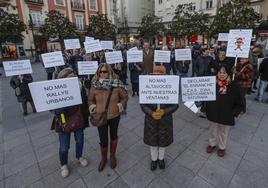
58, 128, 84, 166
256, 80, 267, 102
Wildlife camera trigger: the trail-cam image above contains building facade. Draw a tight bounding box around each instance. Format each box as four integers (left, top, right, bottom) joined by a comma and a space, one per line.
2, 0, 108, 59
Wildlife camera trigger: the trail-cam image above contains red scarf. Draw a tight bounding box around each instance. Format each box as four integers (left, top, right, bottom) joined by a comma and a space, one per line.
217, 77, 231, 95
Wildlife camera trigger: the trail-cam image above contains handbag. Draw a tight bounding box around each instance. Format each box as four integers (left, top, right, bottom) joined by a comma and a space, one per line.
90, 88, 113, 127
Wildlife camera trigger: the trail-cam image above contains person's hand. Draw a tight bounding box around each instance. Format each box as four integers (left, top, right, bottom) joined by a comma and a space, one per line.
151, 109, 165, 120
117, 103, 124, 113
157, 109, 165, 117
89, 104, 96, 114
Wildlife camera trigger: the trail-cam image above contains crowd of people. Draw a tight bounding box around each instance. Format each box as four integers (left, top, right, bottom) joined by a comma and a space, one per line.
8, 40, 268, 178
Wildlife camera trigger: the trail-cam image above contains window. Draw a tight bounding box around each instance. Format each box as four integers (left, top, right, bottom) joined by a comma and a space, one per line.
30, 11, 42, 27
55, 0, 64, 5
190, 3, 196, 11
75, 15, 84, 30
159, 0, 162, 4
90, 0, 97, 10
206, 0, 213, 9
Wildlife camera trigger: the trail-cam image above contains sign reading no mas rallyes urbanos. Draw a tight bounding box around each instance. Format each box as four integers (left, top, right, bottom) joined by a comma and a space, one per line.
29, 77, 82, 112
41, 51, 65, 68
3, 60, 33, 77
139, 75, 180, 104
181, 76, 216, 102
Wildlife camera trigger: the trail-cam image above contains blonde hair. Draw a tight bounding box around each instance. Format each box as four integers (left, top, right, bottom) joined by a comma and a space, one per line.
57, 68, 76, 79
93, 63, 118, 81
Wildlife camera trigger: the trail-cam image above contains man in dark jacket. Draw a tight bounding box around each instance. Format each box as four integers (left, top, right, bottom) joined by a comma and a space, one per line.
195, 48, 213, 76
69, 49, 83, 74
255, 56, 268, 102
209, 51, 233, 75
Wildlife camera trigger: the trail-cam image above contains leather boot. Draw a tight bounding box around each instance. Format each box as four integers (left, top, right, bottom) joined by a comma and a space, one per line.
98, 147, 108, 172
110, 139, 118, 169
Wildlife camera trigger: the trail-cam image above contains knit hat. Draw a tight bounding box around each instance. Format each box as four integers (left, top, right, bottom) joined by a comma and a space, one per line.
152, 65, 166, 75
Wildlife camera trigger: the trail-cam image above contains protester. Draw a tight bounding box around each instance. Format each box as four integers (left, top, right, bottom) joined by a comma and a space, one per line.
69, 49, 83, 73
88, 63, 128, 171
129, 62, 142, 96
51, 68, 89, 178
10, 74, 36, 116
161, 46, 172, 74
234, 58, 254, 113
140, 65, 178, 171
191, 42, 202, 76
249, 46, 263, 93
255, 54, 268, 102
209, 51, 232, 75
205, 65, 243, 157
174, 59, 190, 78
195, 48, 213, 77
141, 42, 154, 74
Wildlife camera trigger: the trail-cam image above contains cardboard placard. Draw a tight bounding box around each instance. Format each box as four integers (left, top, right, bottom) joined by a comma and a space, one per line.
29, 77, 82, 112
105, 51, 123, 64
154, 50, 171, 63
175, 49, 192, 61
139, 75, 180, 104
127, 50, 143, 63
181, 76, 216, 102
64, 39, 81, 50
3, 60, 33, 76
41, 51, 65, 68
78, 61, 98, 75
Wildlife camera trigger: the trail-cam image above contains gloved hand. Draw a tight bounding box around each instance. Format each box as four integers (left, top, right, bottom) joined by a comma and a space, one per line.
117, 103, 124, 113
89, 104, 96, 114
151, 109, 165, 120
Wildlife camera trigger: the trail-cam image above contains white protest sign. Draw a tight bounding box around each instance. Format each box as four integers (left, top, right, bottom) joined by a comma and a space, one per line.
85, 36, 94, 42
127, 50, 143, 63
139, 75, 179, 104
175, 49, 192, 61
78, 61, 98, 75
226, 29, 252, 58
181, 76, 216, 102
41, 51, 64, 68
129, 47, 138, 51
154, 50, 171, 63
64, 39, 81, 50
105, 51, 123, 64
84, 40, 102, 53
101, 41, 113, 50
184, 101, 198, 113
3, 60, 33, 76
29, 77, 82, 112
218, 33, 229, 42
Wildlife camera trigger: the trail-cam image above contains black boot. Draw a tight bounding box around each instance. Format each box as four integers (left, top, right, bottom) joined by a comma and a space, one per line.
158, 159, 165, 169
150, 160, 157, 171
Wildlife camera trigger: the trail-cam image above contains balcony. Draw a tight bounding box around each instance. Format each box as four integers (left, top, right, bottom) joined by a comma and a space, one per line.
71, 1, 85, 11
25, 0, 43, 5
29, 20, 44, 28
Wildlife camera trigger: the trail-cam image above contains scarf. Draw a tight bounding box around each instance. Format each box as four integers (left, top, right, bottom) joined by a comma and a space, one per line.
91, 79, 127, 90
217, 76, 231, 95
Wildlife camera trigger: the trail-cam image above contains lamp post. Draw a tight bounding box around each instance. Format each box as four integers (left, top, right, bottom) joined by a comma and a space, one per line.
29, 13, 37, 60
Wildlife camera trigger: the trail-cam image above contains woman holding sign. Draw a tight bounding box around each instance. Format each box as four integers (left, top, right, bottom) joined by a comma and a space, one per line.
206, 65, 243, 157
140, 65, 178, 171
51, 68, 89, 178
88, 63, 128, 171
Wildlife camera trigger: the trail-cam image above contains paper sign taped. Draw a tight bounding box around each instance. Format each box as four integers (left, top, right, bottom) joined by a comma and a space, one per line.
127, 50, 143, 63
101, 41, 113, 50
29, 77, 82, 112
41, 51, 65, 68
105, 51, 123, 64
139, 75, 180, 104
154, 50, 171, 63
84, 40, 102, 53
175, 49, 192, 61
3, 60, 33, 76
181, 76, 216, 102
78, 61, 98, 75
64, 39, 81, 50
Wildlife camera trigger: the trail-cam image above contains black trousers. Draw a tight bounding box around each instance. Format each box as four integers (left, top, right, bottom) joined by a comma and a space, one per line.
132, 83, 139, 93
22, 100, 36, 113
239, 87, 248, 113
97, 116, 120, 147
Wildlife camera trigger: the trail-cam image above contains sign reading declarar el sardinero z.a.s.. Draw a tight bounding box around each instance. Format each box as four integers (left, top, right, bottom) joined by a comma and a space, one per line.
181, 76, 216, 102
139, 75, 180, 104
3, 60, 33, 77
29, 77, 82, 112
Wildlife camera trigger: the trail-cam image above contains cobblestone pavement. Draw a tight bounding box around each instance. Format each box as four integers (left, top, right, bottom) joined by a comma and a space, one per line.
0, 63, 268, 188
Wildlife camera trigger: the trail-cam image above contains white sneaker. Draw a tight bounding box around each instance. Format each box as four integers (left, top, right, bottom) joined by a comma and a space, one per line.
60, 165, 69, 178
79, 157, 88, 167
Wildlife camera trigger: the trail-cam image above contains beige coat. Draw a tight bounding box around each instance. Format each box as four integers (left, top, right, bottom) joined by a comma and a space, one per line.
142, 49, 154, 74
88, 87, 128, 120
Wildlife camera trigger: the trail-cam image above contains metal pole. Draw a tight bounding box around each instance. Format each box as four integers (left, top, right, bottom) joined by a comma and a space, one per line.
29, 14, 37, 61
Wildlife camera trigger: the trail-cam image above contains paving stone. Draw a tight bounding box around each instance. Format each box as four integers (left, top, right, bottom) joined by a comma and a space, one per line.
243, 146, 268, 167
27, 180, 45, 188
159, 161, 195, 188
119, 132, 141, 151
65, 178, 87, 188
188, 138, 211, 159
4, 134, 31, 151
0, 165, 3, 181
105, 177, 130, 188
31, 133, 58, 149
0, 153, 3, 165
121, 163, 156, 188
73, 151, 98, 176
146, 178, 171, 188
187, 176, 215, 188
39, 154, 60, 177
5, 164, 41, 188
3, 128, 28, 142
4, 142, 34, 164
226, 139, 248, 158
165, 142, 186, 159
82, 168, 118, 188
127, 140, 148, 160
208, 152, 241, 172
114, 150, 139, 175
176, 149, 207, 174
229, 128, 253, 145
36, 143, 58, 162
198, 160, 233, 188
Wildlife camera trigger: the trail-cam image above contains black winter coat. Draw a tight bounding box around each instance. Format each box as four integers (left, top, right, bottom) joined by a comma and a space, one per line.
10, 74, 33, 102
141, 104, 178, 147
259, 58, 268, 81
196, 56, 213, 76
205, 81, 243, 126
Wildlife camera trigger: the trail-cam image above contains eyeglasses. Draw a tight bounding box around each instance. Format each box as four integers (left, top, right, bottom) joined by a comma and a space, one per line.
100, 70, 108, 74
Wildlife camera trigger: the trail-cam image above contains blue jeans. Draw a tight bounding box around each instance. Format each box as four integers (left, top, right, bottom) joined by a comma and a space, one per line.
256, 80, 267, 102
58, 128, 84, 166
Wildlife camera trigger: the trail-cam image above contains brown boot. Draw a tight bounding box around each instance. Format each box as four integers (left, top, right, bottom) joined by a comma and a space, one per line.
98, 147, 108, 172
110, 139, 118, 169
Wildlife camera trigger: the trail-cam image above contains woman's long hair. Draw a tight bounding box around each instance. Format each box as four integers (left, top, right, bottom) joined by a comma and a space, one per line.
93, 63, 118, 81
